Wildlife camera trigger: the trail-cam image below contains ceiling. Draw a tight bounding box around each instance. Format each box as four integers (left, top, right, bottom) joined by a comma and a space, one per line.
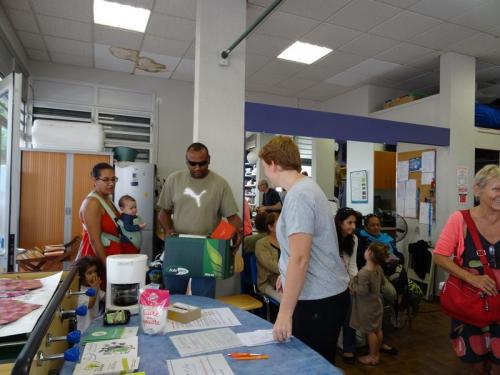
2, 0, 500, 103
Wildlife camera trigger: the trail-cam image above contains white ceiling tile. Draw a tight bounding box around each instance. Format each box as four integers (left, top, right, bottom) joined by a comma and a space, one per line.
378, 65, 424, 81
170, 71, 194, 82
314, 51, 368, 74
256, 11, 320, 40
31, 0, 92, 22
142, 35, 190, 57
326, 71, 371, 86
148, 13, 195, 41
5, 8, 39, 33
476, 50, 500, 66
174, 58, 194, 74
247, 0, 276, 6
154, 0, 197, 20
258, 59, 306, 77
364, 76, 401, 88
94, 43, 135, 73
94, 25, 144, 50
476, 66, 500, 82
409, 0, 483, 21
375, 42, 434, 64
448, 33, 500, 57
339, 33, 399, 56
246, 33, 294, 58
410, 22, 476, 50
451, 0, 500, 33
113, 0, 154, 10
276, 77, 318, 90
247, 4, 266, 26
51, 52, 93, 67
298, 82, 349, 101
45, 36, 93, 57
294, 65, 339, 81
25, 48, 50, 61
248, 71, 288, 86
476, 61, 496, 72
16, 31, 44, 50
37, 15, 92, 42
348, 58, 401, 76
245, 54, 271, 76
395, 71, 439, 91
136, 51, 181, 72
301, 23, 361, 50
327, 0, 401, 32
0, 0, 31, 11
370, 11, 442, 41
406, 51, 441, 70
373, 0, 420, 8
184, 42, 195, 59
278, 0, 351, 21
259, 85, 301, 97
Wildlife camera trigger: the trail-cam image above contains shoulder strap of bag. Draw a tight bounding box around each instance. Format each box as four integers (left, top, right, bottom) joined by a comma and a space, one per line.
88, 192, 119, 228
460, 210, 494, 277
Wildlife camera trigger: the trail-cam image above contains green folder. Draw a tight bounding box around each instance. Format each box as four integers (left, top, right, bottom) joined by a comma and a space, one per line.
83, 326, 125, 343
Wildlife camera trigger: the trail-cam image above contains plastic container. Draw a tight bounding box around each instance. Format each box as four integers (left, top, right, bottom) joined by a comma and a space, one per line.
113, 146, 138, 162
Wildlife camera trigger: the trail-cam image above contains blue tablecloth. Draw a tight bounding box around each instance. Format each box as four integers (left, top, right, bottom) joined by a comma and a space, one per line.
61, 295, 341, 374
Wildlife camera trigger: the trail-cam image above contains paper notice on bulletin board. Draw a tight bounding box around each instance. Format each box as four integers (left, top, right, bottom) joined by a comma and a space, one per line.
350, 170, 368, 203
404, 179, 417, 218
457, 167, 468, 205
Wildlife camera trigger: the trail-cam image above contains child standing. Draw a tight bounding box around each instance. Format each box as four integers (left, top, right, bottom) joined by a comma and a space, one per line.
75, 256, 105, 332
349, 242, 389, 366
117, 195, 146, 254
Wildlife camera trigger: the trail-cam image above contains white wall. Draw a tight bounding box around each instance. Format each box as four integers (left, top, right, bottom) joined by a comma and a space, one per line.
370, 94, 442, 127
29, 61, 194, 180
346, 141, 374, 215
246, 91, 321, 110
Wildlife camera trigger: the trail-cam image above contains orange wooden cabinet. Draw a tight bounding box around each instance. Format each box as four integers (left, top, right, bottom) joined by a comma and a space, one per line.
374, 151, 396, 190
19, 150, 112, 250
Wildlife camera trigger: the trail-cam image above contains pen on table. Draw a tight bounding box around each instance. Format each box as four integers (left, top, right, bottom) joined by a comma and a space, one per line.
227, 353, 269, 360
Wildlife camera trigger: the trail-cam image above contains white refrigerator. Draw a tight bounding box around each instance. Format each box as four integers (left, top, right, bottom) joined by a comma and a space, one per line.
114, 162, 155, 260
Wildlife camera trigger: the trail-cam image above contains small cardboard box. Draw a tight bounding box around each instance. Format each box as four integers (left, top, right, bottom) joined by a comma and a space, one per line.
168, 302, 202, 323
162, 236, 234, 279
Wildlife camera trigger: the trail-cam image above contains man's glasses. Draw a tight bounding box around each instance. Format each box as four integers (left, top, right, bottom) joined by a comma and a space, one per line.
97, 177, 119, 183
187, 160, 209, 167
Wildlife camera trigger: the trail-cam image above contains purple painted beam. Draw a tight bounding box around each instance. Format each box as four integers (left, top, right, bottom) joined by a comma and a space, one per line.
245, 102, 449, 146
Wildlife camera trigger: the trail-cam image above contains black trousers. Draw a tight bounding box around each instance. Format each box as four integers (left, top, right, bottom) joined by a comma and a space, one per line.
292, 289, 349, 365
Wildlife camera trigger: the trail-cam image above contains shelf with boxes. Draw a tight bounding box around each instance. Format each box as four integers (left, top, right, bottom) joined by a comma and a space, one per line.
244, 162, 257, 206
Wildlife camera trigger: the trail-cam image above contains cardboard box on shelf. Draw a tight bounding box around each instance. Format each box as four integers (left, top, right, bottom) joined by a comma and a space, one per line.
383, 93, 424, 109
162, 236, 234, 279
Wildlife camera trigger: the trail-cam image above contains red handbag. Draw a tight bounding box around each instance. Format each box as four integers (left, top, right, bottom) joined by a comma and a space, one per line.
440, 210, 500, 327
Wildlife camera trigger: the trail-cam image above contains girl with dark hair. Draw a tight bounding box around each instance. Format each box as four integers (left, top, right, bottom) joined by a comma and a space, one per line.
75, 256, 105, 331
79, 163, 125, 266
334, 207, 359, 364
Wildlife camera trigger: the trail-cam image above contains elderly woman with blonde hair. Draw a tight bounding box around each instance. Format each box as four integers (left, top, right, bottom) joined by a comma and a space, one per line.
434, 164, 500, 375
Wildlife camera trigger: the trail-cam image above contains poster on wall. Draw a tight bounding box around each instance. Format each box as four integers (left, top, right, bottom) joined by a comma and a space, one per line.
457, 166, 469, 205
350, 170, 368, 204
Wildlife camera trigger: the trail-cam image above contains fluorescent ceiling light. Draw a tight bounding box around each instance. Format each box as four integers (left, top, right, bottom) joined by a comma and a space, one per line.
94, 0, 150, 33
278, 41, 332, 64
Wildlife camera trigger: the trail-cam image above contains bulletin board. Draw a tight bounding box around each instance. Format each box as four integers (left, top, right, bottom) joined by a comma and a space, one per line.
396, 149, 436, 222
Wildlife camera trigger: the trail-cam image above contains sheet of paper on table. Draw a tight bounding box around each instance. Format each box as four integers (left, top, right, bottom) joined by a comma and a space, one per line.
0, 271, 62, 337
165, 307, 241, 332
236, 329, 289, 347
170, 328, 242, 357
82, 336, 138, 361
73, 356, 140, 375
166, 354, 234, 375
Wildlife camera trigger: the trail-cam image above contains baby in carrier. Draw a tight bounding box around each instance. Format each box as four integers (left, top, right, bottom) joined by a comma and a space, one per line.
117, 195, 146, 253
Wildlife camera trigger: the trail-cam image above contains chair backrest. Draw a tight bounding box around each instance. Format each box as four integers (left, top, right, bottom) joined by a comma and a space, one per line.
242, 254, 259, 293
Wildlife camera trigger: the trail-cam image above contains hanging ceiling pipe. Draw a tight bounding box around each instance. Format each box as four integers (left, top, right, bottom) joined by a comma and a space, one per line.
220, 0, 284, 60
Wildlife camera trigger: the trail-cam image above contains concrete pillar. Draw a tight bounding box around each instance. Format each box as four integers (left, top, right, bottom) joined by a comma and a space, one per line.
436, 53, 476, 231
312, 138, 336, 200
194, 0, 246, 295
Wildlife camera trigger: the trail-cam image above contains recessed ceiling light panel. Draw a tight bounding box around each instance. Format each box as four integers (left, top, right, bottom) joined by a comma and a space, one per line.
278, 41, 332, 65
94, 0, 151, 33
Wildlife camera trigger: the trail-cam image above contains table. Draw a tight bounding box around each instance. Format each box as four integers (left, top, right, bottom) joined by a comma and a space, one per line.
61, 295, 341, 374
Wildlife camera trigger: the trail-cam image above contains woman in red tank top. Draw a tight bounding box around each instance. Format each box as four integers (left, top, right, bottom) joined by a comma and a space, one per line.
79, 163, 123, 266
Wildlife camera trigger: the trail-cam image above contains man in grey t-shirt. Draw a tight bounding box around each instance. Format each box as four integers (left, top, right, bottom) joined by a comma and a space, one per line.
158, 142, 242, 298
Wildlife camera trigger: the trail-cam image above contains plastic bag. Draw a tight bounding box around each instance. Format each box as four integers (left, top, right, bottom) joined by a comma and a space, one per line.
139, 288, 170, 335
